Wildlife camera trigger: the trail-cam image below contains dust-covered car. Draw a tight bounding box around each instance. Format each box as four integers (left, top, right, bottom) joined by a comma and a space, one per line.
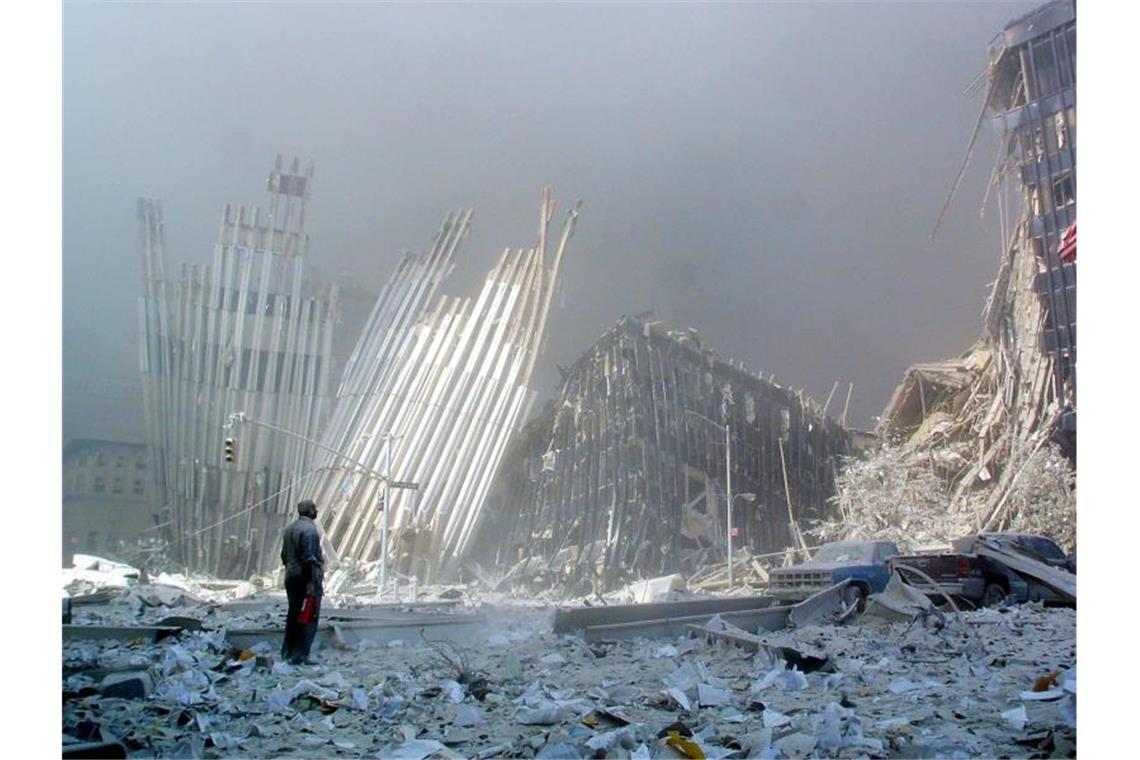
767, 540, 899, 607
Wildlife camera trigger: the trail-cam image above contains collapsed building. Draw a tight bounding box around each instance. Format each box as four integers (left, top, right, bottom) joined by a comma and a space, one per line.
138, 155, 580, 583
303, 193, 581, 586
134, 4, 1075, 585
472, 314, 852, 591
138, 157, 339, 577
849, 0, 1076, 550
988, 0, 1076, 446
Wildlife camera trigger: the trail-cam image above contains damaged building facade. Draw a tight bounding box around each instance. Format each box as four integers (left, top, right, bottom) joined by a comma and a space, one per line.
473, 315, 852, 590
138, 157, 339, 577
866, 0, 1077, 550
301, 193, 581, 588
139, 167, 581, 584
987, 0, 1077, 448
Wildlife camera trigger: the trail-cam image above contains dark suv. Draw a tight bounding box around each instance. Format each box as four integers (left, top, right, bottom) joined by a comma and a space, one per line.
892, 532, 1074, 607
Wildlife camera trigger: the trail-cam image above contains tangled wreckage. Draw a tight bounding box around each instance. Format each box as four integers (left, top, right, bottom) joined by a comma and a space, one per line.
137, 165, 851, 592
134, 0, 1076, 595
469, 314, 851, 593
67, 2, 1080, 756
62, 534, 1076, 758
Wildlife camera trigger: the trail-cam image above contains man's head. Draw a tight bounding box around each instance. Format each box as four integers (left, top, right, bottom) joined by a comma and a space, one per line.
297, 500, 318, 519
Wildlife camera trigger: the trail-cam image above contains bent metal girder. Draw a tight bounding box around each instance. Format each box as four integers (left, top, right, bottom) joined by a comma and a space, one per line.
302, 191, 580, 587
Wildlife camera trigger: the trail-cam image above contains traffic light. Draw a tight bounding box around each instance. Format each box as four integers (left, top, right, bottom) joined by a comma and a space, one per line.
224, 437, 236, 464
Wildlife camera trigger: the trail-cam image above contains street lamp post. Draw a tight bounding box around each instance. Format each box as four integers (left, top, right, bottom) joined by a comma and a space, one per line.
724, 418, 733, 588
377, 432, 404, 598
685, 409, 748, 590
224, 412, 409, 597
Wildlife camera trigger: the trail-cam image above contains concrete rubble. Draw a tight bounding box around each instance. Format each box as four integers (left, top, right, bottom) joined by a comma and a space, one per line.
816, 0, 1078, 557
66, 2, 1079, 755
63, 582, 1075, 758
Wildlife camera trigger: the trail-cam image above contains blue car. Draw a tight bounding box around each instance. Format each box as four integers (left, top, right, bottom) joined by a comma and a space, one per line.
768, 540, 900, 606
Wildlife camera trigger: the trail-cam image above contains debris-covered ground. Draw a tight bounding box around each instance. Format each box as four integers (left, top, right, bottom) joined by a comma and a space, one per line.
63, 569, 1076, 759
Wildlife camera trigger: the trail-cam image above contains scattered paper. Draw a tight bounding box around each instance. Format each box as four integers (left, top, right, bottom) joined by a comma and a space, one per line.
763, 709, 792, 728
1002, 705, 1028, 731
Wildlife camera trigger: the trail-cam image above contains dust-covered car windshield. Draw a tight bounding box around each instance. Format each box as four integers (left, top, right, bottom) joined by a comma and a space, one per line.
811, 543, 874, 564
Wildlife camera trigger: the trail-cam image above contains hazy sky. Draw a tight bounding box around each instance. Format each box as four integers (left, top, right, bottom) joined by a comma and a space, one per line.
63, 0, 1039, 440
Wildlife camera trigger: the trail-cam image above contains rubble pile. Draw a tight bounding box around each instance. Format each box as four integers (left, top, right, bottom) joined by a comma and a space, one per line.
63, 554, 273, 610
820, 213, 1077, 552
821, 0, 1079, 555
998, 445, 1076, 552
63, 594, 1075, 758
811, 446, 961, 553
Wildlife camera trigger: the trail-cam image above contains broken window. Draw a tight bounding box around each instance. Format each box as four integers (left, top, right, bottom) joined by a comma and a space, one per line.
1054, 112, 1067, 151
1027, 184, 1043, 216
1017, 130, 1035, 160
1042, 119, 1057, 156
1067, 27, 1076, 81
1031, 38, 1060, 96
1010, 70, 1026, 109
1052, 172, 1075, 209
1057, 29, 1074, 88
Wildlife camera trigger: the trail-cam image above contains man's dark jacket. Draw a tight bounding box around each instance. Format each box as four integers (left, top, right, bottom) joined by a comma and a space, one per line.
280, 515, 324, 595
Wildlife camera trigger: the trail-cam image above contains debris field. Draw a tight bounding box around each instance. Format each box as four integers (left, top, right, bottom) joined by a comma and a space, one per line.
63, 573, 1075, 759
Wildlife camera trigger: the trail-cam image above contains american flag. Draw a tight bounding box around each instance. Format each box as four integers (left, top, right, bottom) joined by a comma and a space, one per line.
1058, 223, 1076, 262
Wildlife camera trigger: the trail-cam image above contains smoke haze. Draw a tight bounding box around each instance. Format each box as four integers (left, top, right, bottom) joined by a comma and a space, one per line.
63, 1, 1038, 438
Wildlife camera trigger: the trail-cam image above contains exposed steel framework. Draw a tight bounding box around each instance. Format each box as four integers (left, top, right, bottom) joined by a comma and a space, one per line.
986, 0, 1076, 429
473, 314, 852, 591
138, 156, 338, 576
302, 192, 581, 586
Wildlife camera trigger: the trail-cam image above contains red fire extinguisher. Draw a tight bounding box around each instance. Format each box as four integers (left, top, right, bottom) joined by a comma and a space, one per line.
297, 595, 316, 624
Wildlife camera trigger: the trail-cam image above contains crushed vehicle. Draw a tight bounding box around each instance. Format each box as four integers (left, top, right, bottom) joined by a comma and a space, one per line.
890, 532, 1075, 608
767, 540, 899, 607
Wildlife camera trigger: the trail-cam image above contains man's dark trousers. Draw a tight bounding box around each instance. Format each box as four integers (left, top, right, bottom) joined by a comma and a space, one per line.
281, 574, 321, 663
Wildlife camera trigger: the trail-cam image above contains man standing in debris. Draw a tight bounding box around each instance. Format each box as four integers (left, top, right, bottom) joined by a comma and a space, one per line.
280, 499, 324, 665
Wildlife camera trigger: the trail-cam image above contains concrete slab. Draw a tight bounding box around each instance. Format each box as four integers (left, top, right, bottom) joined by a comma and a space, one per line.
787, 580, 851, 628
553, 594, 776, 635
99, 671, 154, 700
581, 605, 791, 642
224, 612, 489, 651
63, 625, 184, 643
